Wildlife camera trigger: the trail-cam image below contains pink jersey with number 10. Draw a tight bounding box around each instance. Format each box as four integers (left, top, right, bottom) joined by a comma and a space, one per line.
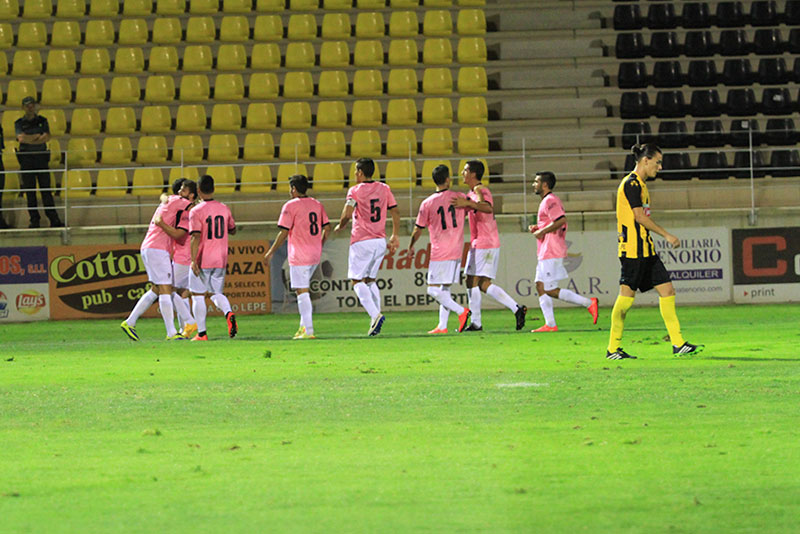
415, 189, 467, 262
188, 200, 235, 269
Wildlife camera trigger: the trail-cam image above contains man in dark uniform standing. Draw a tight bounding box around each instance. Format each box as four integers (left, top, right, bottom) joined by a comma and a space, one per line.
15, 96, 62, 228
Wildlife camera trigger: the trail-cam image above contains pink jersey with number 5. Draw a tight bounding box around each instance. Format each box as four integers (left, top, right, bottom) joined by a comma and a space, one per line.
278, 196, 329, 266
189, 200, 235, 269
346, 181, 397, 244
415, 189, 467, 261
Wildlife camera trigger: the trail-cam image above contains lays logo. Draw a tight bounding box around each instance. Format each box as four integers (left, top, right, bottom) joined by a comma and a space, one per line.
16, 290, 46, 315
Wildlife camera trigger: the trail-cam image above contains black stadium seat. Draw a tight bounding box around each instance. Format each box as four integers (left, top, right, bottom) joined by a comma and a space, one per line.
652, 61, 683, 87
696, 151, 730, 179
618, 62, 648, 88
693, 119, 726, 147
687, 60, 718, 87
682, 2, 712, 28
764, 118, 796, 145
614, 4, 643, 30
647, 2, 678, 29
733, 150, 766, 178
761, 87, 792, 115
757, 58, 788, 85
722, 59, 753, 86
753, 28, 783, 55
622, 121, 653, 149
684, 31, 715, 57
768, 149, 800, 177
726, 88, 757, 116
615, 33, 646, 59
620, 91, 651, 119
719, 30, 749, 56
657, 121, 690, 148
649, 32, 680, 58
655, 90, 686, 118
661, 152, 693, 180
690, 89, 722, 117
750, 1, 779, 26
729, 119, 761, 147
716, 1, 746, 28
784, 0, 800, 25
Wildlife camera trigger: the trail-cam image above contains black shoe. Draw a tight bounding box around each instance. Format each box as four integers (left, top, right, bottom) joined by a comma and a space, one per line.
673, 342, 703, 356
463, 323, 483, 332
606, 347, 637, 360
29, 220, 41, 229
514, 305, 527, 331
50, 219, 64, 228
0, 219, 9, 229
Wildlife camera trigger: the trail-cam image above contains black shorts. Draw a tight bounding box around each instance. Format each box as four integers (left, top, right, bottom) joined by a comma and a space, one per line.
619, 255, 671, 293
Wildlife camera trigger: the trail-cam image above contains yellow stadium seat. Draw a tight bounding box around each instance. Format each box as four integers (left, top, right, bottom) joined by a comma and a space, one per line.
0, 50, 6, 73
386, 128, 418, 157
423, 38, 452, 65
136, 136, 169, 164
152, 18, 182, 44
149, 46, 179, 73
186, 16, 216, 43
421, 159, 451, 187
458, 126, 488, 155
357, 0, 384, 7
248, 72, 279, 99
457, 37, 487, 64
312, 163, 345, 191
70, 108, 102, 135
90, 0, 118, 16
220, 16, 249, 42
1, 143, 20, 176
457, 96, 487, 124
386, 99, 417, 126
104, 107, 137, 134
457, 9, 485, 35
458, 0, 484, 5
351, 100, 382, 127
425, 0, 451, 5
145, 75, 176, 102
115, 47, 145, 74
256, 0, 283, 11
388, 39, 418, 66
217, 44, 247, 71
172, 135, 204, 163
246, 103, 277, 129
223, 0, 251, 13
100, 137, 133, 164
206, 165, 237, 194
182, 46, 213, 72
391, 0, 418, 6
320, 41, 350, 68
422, 128, 453, 156
389, 11, 418, 37
64, 170, 92, 198
210, 103, 242, 131
352, 69, 383, 97
314, 131, 346, 160
45, 50, 76, 75
49, 138, 63, 168
2, 113, 20, 138
66, 138, 97, 166
321, 13, 351, 39
278, 132, 310, 160
280, 102, 312, 129
424, 10, 452, 36
422, 67, 453, 94
317, 71, 349, 98
190, 0, 217, 14
39, 109, 66, 136
350, 130, 382, 158
0, 0, 17, 18
7, 81, 36, 107
85, 20, 115, 46
240, 165, 273, 193
288, 14, 317, 40
140, 105, 173, 134
74, 77, 106, 104
285, 42, 315, 69
384, 160, 416, 188
96, 169, 129, 197
354, 40, 384, 67
122, 0, 151, 15
323, 0, 351, 8
214, 73, 244, 101
179, 74, 210, 101
254, 15, 283, 41
22, 0, 52, 18
243, 133, 275, 161
208, 135, 239, 162
17, 22, 47, 47
132, 168, 165, 196
56, 0, 84, 16
177, 103, 211, 133
156, 0, 185, 15
422, 97, 453, 125
80, 48, 110, 74
316, 101, 347, 128
118, 19, 148, 45
169, 166, 200, 182
283, 71, 314, 98
109, 77, 141, 104
0, 23, 11, 48
276, 163, 309, 190
387, 68, 418, 95
457, 66, 487, 94
250, 43, 281, 69
289, 0, 317, 9
356, 12, 385, 38
50, 21, 80, 47
11, 50, 42, 76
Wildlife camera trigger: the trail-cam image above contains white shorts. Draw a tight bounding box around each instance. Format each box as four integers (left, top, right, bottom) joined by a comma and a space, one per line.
348, 238, 387, 280
189, 267, 226, 294
535, 257, 569, 291
173, 262, 190, 290
428, 259, 461, 286
141, 248, 173, 285
465, 247, 499, 278
290, 264, 318, 289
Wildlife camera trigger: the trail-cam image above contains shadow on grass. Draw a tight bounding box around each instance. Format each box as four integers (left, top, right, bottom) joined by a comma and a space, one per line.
706, 356, 800, 362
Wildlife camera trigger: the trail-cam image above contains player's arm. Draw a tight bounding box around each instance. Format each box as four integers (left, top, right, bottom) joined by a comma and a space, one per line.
407, 225, 424, 256
333, 201, 355, 233
387, 206, 400, 253
190, 232, 201, 275
451, 186, 492, 213
263, 227, 289, 264
153, 214, 188, 240
320, 222, 331, 246
631, 207, 679, 248
533, 216, 566, 240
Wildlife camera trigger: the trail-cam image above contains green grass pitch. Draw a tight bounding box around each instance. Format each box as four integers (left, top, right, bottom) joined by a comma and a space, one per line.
1, 303, 799, 533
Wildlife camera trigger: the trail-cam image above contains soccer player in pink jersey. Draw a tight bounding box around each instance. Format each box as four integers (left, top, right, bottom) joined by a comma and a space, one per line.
188, 175, 237, 341
529, 171, 598, 332
263, 175, 330, 339
407, 165, 472, 334
452, 160, 528, 332
333, 158, 400, 336
120, 179, 194, 341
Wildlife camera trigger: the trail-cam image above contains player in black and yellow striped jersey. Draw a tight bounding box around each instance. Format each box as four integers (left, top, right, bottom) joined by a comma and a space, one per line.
607, 143, 703, 360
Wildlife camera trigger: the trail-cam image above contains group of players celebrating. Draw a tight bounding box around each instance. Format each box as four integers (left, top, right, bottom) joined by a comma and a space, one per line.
120, 147, 702, 360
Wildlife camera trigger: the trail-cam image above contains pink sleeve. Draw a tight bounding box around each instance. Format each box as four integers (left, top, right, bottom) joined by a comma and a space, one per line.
480, 188, 493, 206
277, 202, 293, 229
346, 186, 357, 204
415, 201, 427, 228
189, 207, 201, 234
548, 196, 565, 219
386, 186, 397, 208
320, 204, 329, 226
227, 205, 235, 230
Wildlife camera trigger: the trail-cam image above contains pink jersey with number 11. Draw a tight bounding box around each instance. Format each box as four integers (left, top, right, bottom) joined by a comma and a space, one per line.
415, 189, 467, 262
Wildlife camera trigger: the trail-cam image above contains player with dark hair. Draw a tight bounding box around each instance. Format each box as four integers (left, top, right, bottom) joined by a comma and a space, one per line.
607, 144, 702, 359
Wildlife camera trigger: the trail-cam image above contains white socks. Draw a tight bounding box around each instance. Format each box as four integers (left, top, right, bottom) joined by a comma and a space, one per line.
486, 284, 518, 312
539, 294, 556, 327
126, 289, 157, 326
368, 282, 381, 315
354, 281, 379, 320
468, 286, 482, 327
427, 285, 464, 315
158, 294, 177, 337
297, 292, 314, 334
173, 294, 193, 330
192, 295, 207, 333
210, 293, 232, 315
558, 288, 592, 308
